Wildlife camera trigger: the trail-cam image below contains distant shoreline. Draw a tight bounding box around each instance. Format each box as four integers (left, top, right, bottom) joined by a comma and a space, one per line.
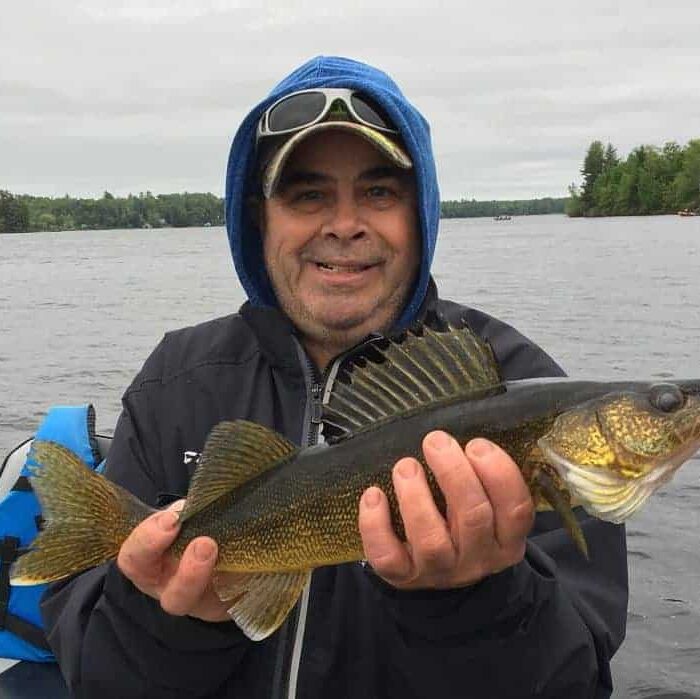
7, 188, 696, 235
0, 191, 569, 233
5, 208, 699, 235
0, 212, 572, 236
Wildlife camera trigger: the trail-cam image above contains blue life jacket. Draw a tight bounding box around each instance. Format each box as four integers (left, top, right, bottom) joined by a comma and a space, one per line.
0, 405, 102, 662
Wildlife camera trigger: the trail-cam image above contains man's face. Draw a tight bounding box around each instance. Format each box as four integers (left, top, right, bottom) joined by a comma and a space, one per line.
261, 129, 420, 366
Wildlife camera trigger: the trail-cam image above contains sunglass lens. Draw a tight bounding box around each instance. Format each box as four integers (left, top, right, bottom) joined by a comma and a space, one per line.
268, 92, 326, 132
350, 94, 394, 130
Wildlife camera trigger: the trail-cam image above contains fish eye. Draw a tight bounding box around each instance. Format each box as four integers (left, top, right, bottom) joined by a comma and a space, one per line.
649, 383, 685, 413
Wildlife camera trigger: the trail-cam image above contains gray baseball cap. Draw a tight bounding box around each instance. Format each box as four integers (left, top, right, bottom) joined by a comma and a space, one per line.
260, 120, 413, 199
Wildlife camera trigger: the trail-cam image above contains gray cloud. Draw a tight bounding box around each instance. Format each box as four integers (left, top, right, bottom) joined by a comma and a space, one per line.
2, 0, 699, 199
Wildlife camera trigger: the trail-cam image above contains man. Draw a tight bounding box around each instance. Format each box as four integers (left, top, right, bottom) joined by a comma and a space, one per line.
42, 56, 628, 698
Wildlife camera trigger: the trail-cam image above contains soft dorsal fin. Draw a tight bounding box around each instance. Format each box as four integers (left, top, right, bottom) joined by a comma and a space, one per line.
322, 319, 503, 443
179, 421, 297, 524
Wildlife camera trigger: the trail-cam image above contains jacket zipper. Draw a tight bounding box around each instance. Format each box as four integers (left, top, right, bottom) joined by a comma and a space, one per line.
272, 334, 382, 698
271, 341, 326, 699
273, 333, 384, 697
308, 382, 324, 443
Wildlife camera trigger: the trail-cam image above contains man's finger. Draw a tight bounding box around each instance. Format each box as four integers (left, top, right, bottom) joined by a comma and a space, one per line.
159, 537, 219, 616
392, 457, 456, 575
117, 507, 181, 590
358, 486, 414, 585
465, 439, 534, 552
421, 431, 495, 551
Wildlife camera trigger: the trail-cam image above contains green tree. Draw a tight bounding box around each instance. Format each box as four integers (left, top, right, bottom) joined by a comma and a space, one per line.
671, 139, 700, 210
591, 168, 621, 216
603, 143, 619, 171
580, 140, 606, 214
565, 184, 583, 217
36, 212, 58, 231
0, 190, 30, 233
660, 142, 684, 209
662, 141, 684, 173
631, 146, 664, 214
613, 167, 638, 215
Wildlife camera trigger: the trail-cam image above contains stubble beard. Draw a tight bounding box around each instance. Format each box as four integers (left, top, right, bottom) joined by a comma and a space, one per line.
274, 281, 410, 363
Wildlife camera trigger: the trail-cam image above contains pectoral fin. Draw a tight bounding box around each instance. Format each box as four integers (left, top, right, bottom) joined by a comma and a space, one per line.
533, 467, 589, 559
213, 569, 311, 641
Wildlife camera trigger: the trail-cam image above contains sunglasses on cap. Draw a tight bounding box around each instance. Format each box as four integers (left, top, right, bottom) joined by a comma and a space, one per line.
256, 88, 399, 144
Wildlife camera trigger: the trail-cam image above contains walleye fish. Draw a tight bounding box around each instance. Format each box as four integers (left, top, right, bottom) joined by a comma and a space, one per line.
10, 320, 700, 641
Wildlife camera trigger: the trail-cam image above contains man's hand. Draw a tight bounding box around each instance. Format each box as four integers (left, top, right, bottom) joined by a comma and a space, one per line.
116, 500, 232, 622
358, 433, 534, 590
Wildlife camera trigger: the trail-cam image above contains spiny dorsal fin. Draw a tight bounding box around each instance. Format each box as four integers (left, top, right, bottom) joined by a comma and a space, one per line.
322, 319, 503, 442
212, 569, 311, 641
179, 421, 297, 524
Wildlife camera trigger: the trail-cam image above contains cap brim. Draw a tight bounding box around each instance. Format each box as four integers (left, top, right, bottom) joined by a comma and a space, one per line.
262, 121, 412, 199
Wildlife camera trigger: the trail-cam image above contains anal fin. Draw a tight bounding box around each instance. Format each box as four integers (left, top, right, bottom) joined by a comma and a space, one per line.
213, 569, 311, 641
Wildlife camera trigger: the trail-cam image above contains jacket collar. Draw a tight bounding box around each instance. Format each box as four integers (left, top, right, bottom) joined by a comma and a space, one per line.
239, 302, 303, 374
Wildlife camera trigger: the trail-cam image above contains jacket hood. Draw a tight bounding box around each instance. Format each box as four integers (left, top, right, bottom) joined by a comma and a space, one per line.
224, 55, 440, 328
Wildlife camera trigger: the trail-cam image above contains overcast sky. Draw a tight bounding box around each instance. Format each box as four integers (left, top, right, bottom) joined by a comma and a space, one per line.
2, 0, 699, 201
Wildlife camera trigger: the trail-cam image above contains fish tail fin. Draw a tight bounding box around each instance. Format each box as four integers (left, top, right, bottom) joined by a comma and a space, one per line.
10, 441, 152, 585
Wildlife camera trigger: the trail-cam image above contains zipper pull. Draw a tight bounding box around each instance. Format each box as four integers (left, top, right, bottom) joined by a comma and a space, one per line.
310, 383, 323, 424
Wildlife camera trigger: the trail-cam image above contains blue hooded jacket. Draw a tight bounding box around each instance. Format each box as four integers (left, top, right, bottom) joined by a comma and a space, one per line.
224, 55, 440, 328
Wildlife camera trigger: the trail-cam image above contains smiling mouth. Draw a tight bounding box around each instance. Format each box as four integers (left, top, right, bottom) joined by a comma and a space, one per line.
315, 261, 378, 273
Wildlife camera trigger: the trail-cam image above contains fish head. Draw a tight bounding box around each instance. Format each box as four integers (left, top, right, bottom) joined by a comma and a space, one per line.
538, 383, 700, 523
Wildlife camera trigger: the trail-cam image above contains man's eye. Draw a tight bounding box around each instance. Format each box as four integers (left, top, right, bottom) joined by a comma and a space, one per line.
285, 189, 328, 212
367, 185, 394, 198
301, 190, 323, 199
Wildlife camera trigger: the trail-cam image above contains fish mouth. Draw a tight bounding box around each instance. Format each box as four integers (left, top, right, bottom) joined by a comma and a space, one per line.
538, 435, 700, 524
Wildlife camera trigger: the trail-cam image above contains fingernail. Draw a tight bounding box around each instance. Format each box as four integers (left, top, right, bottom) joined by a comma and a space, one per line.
363, 488, 381, 508
193, 540, 214, 562
159, 511, 179, 531
428, 431, 452, 450
397, 460, 418, 479
466, 438, 494, 460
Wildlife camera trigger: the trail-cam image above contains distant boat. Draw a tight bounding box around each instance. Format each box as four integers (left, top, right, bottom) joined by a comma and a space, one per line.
677, 209, 699, 217
493, 215, 512, 221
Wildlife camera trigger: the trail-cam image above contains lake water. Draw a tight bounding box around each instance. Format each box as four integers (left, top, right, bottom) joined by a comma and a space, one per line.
0, 214, 698, 696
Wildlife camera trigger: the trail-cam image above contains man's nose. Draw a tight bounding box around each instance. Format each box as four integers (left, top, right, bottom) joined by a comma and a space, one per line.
322, 196, 366, 240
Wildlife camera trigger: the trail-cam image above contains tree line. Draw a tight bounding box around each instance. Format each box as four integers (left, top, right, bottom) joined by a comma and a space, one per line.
0, 190, 569, 233
441, 197, 566, 218
0, 191, 225, 233
4, 139, 699, 233
567, 139, 700, 217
